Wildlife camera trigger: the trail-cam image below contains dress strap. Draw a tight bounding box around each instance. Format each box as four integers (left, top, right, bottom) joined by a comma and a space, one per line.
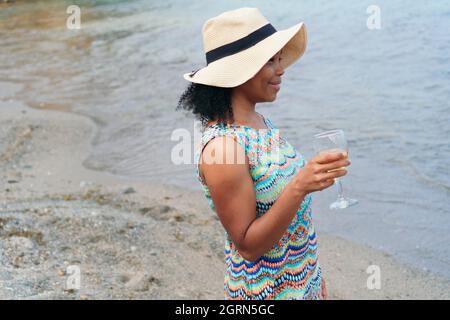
257, 112, 275, 130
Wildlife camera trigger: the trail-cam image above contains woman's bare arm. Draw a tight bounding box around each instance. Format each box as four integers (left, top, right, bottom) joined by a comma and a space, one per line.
200, 135, 350, 262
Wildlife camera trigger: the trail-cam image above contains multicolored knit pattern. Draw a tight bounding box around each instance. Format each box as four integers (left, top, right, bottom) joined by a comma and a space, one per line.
194, 115, 322, 300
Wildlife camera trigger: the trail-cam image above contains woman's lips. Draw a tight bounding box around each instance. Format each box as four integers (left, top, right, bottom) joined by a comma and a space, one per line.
269, 82, 280, 90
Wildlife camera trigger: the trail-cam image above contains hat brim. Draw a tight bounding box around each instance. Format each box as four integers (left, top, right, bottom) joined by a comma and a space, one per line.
183, 22, 307, 88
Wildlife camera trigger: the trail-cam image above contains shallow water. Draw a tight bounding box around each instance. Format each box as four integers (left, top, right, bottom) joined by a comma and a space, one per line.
1, 0, 449, 279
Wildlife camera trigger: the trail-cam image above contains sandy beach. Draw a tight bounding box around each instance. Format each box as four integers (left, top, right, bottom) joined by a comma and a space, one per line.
1, 101, 449, 300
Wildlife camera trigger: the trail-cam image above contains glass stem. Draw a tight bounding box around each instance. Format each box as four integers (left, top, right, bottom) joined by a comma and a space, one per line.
335, 177, 345, 199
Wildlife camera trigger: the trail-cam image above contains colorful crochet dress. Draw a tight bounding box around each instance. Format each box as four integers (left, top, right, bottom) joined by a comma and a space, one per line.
194, 114, 323, 300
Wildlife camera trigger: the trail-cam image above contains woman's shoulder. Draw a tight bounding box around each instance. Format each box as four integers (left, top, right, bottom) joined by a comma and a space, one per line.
201, 123, 247, 147
196, 123, 252, 165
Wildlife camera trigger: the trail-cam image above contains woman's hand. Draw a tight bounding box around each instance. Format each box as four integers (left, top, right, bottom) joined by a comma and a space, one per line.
288, 151, 351, 197
321, 277, 327, 300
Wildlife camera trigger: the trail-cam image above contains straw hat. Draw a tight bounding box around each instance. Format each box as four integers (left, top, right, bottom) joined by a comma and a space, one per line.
183, 7, 307, 88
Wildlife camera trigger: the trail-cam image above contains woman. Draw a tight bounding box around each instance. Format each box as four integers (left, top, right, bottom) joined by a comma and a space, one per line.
177, 8, 350, 300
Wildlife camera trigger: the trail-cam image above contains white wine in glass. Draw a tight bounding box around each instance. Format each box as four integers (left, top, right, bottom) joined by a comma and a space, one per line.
313, 129, 358, 209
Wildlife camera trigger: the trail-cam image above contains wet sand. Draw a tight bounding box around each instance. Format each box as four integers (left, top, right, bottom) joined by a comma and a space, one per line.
1, 101, 449, 299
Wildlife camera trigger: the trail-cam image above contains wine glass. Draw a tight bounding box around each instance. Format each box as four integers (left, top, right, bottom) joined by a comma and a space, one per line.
313, 129, 358, 209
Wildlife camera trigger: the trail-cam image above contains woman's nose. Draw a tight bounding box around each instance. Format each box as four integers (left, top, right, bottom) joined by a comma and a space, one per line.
275, 60, 285, 76
276, 63, 285, 76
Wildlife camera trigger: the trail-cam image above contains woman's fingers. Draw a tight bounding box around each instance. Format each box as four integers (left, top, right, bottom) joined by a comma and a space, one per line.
319, 168, 347, 182
315, 151, 346, 164
317, 178, 335, 191
321, 158, 351, 173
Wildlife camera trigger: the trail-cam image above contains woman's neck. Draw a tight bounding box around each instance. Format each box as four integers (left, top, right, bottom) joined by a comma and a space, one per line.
230, 92, 260, 126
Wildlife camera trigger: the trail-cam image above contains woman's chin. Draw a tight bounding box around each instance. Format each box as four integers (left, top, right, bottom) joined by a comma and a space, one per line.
260, 93, 278, 102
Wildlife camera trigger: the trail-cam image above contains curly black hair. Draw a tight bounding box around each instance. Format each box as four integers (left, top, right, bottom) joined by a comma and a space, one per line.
176, 83, 234, 128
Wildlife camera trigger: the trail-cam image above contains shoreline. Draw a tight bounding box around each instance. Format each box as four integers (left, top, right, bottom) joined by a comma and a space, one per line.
1, 101, 449, 299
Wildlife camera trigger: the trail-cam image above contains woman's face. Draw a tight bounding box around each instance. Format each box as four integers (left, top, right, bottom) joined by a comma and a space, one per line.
234, 50, 285, 103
